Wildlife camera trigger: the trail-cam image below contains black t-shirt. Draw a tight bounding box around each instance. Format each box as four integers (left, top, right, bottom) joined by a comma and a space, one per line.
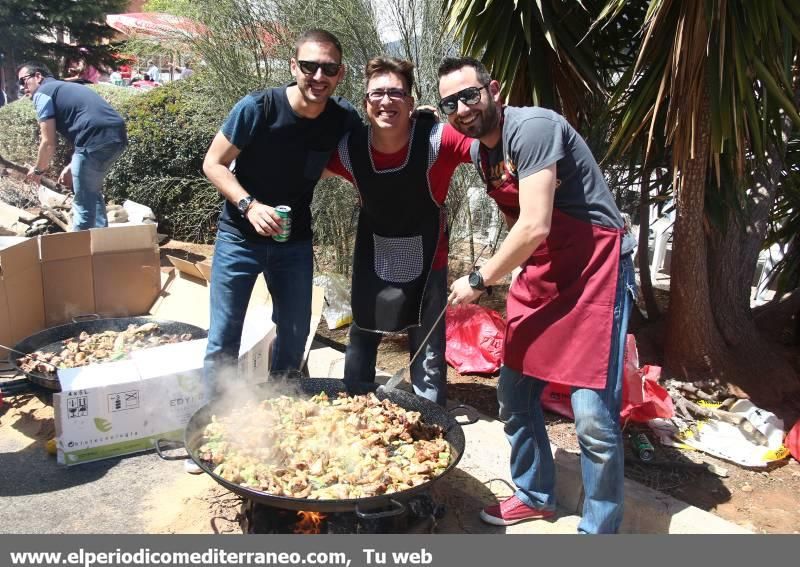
217, 84, 361, 242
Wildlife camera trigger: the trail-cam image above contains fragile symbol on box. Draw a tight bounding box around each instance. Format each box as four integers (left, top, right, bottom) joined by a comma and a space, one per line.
67, 396, 88, 418
108, 390, 140, 412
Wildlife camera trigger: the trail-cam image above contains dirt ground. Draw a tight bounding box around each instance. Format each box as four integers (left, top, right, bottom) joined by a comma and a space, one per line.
4, 238, 797, 534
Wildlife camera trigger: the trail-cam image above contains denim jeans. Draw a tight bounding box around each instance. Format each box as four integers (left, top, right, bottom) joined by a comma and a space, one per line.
71, 143, 126, 230
344, 267, 448, 406
204, 231, 313, 390
497, 253, 636, 533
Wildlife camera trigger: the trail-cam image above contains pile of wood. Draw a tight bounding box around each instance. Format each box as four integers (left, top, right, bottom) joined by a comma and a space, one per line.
664, 378, 766, 445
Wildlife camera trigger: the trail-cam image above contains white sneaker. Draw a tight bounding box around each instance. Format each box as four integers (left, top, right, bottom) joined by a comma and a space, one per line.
184, 458, 203, 474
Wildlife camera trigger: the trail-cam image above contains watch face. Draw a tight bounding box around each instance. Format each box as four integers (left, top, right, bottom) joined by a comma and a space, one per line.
238, 197, 251, 213
468, 271, 481, 288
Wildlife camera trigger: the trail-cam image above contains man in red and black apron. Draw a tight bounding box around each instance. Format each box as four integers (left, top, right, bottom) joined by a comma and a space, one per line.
438, 57, 637, 533
325, 57, 472, 406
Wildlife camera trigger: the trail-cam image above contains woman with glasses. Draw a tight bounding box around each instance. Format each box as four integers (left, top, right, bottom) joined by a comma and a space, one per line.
323, 57, 474, 407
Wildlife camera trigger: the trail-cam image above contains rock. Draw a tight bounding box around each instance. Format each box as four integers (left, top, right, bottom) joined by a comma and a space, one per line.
741, 484, 754, 493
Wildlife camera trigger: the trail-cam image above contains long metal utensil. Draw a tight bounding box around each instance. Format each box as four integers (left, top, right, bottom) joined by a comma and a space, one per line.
379, 243, 489, 395
0, 343, 30, 358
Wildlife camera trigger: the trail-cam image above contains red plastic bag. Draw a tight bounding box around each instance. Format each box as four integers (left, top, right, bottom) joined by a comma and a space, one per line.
540, 335, 674, 423
445, 304, 505, 374
787, 420, 800, 462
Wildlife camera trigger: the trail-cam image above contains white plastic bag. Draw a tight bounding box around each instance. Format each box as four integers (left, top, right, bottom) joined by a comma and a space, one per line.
313, 273, 353, 330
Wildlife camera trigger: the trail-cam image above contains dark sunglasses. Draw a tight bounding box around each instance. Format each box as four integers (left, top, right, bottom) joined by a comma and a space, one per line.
18, 74, 35, 86
297, 60, 342, 77
438, 84, 489, 116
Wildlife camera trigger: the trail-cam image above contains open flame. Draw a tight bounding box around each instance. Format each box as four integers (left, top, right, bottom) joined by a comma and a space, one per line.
294, 511, 325, 534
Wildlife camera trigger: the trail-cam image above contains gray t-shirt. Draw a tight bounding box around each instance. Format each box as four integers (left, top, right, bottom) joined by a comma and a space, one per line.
479, 106, 634, 253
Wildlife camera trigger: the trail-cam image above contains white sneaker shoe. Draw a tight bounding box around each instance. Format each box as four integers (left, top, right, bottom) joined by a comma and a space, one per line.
184, 458, 203, 474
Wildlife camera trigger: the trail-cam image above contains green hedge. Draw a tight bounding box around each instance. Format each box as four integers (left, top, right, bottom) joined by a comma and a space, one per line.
0, 84, 138, 173
106, 79, 225, 241
0, 80, 225, 242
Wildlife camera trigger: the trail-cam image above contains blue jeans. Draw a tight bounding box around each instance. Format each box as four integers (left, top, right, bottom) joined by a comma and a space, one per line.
71, 143, 126, 230
204, 231, 313, 389
344, 267, 448, 406
497, 253, 636, 533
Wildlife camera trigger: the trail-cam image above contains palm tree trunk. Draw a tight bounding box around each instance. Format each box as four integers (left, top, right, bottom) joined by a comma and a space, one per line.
707, 145, 798, 398
664, 93, 729, 378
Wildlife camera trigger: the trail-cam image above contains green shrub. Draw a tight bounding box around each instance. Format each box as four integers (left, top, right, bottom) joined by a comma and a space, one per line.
105, 79, 226, 242
0, 84, 139, 175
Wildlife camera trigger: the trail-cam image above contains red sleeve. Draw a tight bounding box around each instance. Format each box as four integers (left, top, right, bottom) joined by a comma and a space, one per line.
428, 124, 474, 205
326, 149, 354, 184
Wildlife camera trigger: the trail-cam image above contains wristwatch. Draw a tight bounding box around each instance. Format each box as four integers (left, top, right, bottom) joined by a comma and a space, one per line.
33, 167, 45, 175
237, 195, 255, 217
468, 270, 486, 291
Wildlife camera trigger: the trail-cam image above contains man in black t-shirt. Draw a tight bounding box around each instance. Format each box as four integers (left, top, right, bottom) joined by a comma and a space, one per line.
202, 29, 360, 391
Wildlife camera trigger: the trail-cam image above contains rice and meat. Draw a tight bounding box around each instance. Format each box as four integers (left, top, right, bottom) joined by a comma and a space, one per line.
197, 392, 451, 500
17, 322, 193, 376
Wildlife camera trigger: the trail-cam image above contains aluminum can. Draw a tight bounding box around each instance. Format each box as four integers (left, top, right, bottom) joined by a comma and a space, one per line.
631, 432, 655, 462
272, 205, 292, 242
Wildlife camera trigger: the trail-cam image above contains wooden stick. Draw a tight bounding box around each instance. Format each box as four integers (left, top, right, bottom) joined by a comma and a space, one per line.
0, 153, 70, 194
40, 206, 70, 232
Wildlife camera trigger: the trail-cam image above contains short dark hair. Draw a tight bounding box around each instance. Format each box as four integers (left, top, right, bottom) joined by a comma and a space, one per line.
364, 57, 415, 94
295, 29, 343, 60
17, 61, 53, 78
437, 57, 491, 85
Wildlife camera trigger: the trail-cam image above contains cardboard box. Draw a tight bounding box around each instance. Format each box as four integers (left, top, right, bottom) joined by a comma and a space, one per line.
53, 346, 209, 465
2, 228, 322, 465
0, 224, 160, 358
52, 318, 277, 465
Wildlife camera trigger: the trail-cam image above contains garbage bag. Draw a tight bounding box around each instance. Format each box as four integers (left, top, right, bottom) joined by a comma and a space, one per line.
313, 273, 353, 330
445, 304, 505, 374
787, 419, 800, 462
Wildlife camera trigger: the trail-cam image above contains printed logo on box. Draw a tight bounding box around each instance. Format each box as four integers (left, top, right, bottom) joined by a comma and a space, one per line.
108, 390, 140, 412
67, 396, 89, 418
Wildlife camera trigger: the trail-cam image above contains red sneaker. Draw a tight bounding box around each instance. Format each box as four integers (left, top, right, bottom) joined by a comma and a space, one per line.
480, 495, 555, 526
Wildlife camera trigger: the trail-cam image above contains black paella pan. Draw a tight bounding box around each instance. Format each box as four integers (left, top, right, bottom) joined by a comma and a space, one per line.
157, 378, 472, 514
11, 316, 208, 391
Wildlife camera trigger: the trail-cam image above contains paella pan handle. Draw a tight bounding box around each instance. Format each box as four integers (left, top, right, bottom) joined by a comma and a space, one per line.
71, 314, 100, 323
154, 438, 189, 460
355, 499, 406, 520
448, 404, 479, 425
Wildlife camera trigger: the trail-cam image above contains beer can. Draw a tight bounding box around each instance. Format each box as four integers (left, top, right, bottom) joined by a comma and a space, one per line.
273, 205, 292, 242
631, 432, 655, 462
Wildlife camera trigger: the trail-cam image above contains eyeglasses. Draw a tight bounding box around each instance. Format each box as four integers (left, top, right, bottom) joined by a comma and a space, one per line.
18, 74, 35, 86
438, 85, 489, 116
297, 60, 342, 77
365, 88, 408, 102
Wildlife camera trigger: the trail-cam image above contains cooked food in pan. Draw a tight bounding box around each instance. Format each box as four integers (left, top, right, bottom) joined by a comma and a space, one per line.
17, 322, 194, 376
197, 392, 451, 500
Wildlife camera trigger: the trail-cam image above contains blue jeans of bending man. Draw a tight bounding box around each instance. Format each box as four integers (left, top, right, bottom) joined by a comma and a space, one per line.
344, 267, 448, 406
497, 253, 636, 534
71, 142, 126, 230
204, 231, 313, 390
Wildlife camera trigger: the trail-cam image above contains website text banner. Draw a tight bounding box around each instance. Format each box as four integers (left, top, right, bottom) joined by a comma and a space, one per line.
0, 535, 776, 567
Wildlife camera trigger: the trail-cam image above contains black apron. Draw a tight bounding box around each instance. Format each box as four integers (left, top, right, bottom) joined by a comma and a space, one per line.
343, 118, 443, 332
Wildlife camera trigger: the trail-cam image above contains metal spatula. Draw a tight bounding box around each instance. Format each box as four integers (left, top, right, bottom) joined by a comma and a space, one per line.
379, 243, 489, 396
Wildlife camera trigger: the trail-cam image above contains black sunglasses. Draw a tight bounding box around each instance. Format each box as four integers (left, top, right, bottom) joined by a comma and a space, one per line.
438, 85, 489, 116
18, 74, 35, 86
297, 60, 342, 77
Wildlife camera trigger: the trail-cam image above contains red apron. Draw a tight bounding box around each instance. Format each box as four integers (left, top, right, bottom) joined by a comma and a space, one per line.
486, 169, 622, 389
